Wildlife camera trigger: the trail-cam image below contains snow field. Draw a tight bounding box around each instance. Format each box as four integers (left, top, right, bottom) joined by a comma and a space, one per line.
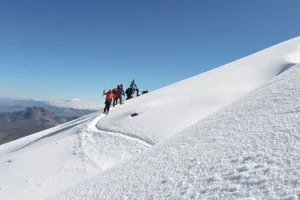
0, 109, 150, 200
50, 63, 300, 199
1, 37, 300, 200
96, 37, 300, 144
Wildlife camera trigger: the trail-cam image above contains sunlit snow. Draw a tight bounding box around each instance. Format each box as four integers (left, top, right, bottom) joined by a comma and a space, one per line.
1, 37, 300, 200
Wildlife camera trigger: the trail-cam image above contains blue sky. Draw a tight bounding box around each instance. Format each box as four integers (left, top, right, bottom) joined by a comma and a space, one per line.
1, 0, 300, 103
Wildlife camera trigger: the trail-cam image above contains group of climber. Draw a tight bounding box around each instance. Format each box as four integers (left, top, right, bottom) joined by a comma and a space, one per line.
103, 80, 146, 114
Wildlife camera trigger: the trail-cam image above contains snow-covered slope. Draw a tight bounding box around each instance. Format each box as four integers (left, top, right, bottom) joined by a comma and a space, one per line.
1, 37, 300, 200
0, 113, 98, 200
52, 58, 300, 200
0, 110, 151, 200
97, 37, 300, 144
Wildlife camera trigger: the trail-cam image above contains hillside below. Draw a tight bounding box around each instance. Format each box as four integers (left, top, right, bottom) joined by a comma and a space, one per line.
0, 107, 78, 145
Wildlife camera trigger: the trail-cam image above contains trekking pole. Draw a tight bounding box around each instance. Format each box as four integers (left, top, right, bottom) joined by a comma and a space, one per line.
102, 87, 105, 97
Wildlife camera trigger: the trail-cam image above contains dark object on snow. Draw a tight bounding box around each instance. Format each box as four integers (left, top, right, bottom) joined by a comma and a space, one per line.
142, 90, 148, 95
131, 113, 139, 117
125, 87, 133, 100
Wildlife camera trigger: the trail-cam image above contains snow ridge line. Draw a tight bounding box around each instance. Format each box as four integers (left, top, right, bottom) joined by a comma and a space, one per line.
97, 129, 152, 148
8, 114, 97, 153
97, 126, 154, 147
87, 113, 153, 148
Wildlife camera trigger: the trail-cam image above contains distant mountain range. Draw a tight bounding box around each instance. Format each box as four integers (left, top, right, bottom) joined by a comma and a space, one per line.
0, 98, 103, 117
0, 106, 79, 145
45, 98, 101, 110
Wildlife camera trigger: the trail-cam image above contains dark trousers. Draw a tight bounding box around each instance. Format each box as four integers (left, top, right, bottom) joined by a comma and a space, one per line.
113, 98, 119, 107
104, 100, 111, 113
126, 93, 132, 100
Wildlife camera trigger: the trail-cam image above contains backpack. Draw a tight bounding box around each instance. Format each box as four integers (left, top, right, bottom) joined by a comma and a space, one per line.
113, 88, 118, 95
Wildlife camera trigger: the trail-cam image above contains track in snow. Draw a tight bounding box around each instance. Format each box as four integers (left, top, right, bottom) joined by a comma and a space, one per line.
88, 113, 152, 148
74, 110, 152, 170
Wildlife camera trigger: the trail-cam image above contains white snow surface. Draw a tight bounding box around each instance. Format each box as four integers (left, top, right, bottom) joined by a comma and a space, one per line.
97, 37, 300, 143
52, 53, 300, 199
45, 98, 102, 110
0, 37, 300, 200
0, 110, 151, 200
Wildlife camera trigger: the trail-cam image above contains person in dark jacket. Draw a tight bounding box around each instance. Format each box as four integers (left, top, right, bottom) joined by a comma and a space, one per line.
118, 84, 125, 104
103, 89, 116, 113
112, 86, 121, 107
125, 87, 133, 100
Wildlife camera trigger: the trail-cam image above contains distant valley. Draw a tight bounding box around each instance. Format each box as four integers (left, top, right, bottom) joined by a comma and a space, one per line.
0, 98, 101, 145
0, 98, 101, 117
0, 107, 80, 145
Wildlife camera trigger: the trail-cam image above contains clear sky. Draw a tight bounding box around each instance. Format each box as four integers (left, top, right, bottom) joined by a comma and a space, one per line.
1, 0, 300, 103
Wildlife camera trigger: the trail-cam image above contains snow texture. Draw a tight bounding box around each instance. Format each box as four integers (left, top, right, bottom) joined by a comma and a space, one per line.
1, 37, 300, 200
51, 56, 300, 200
0, 110, 151, 200
96, 37, 300, 143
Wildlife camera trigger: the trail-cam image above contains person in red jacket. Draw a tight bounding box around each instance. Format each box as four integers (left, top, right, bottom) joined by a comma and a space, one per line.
103, 89, 116, 113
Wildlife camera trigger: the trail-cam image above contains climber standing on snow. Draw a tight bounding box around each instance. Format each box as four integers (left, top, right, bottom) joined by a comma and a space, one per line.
112, 85, 121, 107
119, 84, 125, 104
103, 89, 116, 114
125, 87, 133, 100
130, 79, 139, 97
